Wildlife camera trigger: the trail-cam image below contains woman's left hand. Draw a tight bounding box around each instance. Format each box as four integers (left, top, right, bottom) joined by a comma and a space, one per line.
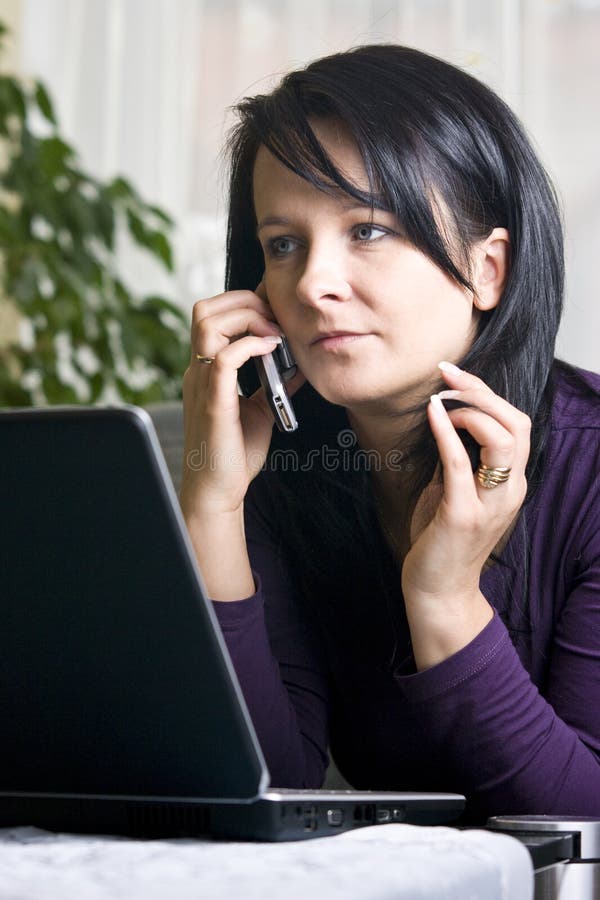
401, 362, 531, 670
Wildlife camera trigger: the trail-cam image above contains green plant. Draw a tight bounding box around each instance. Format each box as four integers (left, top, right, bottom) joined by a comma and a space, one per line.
0, 21, 189, 407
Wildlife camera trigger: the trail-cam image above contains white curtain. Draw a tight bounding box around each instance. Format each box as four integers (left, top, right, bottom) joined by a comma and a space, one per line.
17, 0, 600, 371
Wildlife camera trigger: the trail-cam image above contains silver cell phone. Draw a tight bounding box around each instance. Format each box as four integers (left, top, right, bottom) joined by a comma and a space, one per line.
254, 337, 298, 432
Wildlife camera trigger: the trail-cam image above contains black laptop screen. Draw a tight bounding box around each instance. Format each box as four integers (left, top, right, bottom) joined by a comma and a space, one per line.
0, 407, 265, 801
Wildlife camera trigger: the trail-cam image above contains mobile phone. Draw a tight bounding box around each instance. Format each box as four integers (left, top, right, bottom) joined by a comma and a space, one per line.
253, 336, 298, 432
238, 337, 298, 432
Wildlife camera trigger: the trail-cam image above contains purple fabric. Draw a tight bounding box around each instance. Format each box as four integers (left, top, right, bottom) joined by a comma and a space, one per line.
212, 366, 600, 820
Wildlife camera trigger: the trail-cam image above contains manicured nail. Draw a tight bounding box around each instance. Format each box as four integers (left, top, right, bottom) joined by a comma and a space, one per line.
438, 361, 464, 376
430, 393, 445, 413
437, 389, 461, 399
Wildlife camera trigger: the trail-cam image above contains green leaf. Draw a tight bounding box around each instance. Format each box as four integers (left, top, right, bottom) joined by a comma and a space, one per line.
120, 315, 151, 363
0, 75, 27, 123
42, 372, 80, 404
11, 258, 40, 305
111, 277, 131, 308
0, 373, 29, 406
46, 294, 81, 328
115, 377, 137, 403
95, 189, 115, 249
125, 210, 173, 271
89, 371, 105, 402
133, 381, 165, 405
0, 207, 21, 242
34, 81, 57, 125
146, 229, 173, 270
62, 190, 99, 240
107, 175, 139, 203
125, 208, 146, 244
140, 294, 187, 324
146, 204, 173, 227
38, 136, 76, 179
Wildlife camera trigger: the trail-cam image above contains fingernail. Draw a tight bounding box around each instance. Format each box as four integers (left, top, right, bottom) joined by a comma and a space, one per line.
438, 361, 464, 376
437, 389, 461, 399
430, 393, 445, 413
263, 335, 282, 343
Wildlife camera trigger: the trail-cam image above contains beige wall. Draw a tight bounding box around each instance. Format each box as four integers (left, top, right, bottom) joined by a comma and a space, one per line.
0, 0, 22, 71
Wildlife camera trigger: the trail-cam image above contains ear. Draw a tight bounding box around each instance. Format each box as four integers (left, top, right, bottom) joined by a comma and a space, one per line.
471, 227, 510, 311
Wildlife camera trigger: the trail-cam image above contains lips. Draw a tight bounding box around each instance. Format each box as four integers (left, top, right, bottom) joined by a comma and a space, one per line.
310, 330, 366, 345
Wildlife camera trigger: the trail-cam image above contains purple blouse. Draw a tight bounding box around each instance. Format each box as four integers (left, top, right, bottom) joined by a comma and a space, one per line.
212, 365, 600, 822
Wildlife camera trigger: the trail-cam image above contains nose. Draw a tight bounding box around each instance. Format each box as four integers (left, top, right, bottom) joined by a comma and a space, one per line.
295, 244, 352, 307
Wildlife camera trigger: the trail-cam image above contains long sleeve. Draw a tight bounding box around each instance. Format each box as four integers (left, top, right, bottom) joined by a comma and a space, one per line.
210, 476, 330, 789
394, 371, 600, 818
395, 606, 600, 817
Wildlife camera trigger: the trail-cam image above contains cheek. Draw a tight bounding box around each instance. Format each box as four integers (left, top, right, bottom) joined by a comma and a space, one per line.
383, 265, 474, 352
265, 269, 298, 313
263, 286, 295, 336
419, 288, 476, 355
411, 265, 473, 322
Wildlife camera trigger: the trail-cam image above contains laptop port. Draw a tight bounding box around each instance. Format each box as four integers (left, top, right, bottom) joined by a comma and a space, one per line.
303, 805, 317, 832
326, 808, 344, 827
353, 804, 375, 824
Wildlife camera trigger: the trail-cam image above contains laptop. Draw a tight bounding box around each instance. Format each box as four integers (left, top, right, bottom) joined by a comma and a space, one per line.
0, 405, 464, 840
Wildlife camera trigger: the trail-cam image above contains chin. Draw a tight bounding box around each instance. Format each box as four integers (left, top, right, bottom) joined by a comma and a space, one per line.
312, 371, 436, 416
310, 377, 383, 409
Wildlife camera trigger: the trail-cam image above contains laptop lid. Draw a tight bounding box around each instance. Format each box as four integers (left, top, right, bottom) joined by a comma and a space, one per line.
0, 405, 269, 803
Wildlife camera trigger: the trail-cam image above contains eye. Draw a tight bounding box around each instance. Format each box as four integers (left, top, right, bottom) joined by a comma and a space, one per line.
265, 236, 299, 258
352, 223, 389, 242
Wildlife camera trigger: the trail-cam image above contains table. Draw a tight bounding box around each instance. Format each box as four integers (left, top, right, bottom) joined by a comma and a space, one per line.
0, 823, 533, 899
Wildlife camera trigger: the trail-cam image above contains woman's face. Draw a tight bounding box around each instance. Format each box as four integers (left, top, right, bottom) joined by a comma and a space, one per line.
252, 118, 481, 413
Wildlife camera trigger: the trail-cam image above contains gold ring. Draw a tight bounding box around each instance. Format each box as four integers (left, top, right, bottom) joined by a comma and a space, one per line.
195, 354, 215, 365
476, 463, 512, 489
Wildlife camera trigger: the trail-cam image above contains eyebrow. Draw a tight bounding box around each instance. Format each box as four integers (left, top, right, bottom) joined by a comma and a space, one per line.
256, 216, 293, 233
256, 203, 381, 234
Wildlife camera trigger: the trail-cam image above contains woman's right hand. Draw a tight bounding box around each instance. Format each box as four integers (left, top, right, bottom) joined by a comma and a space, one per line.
179, 284, 304, 524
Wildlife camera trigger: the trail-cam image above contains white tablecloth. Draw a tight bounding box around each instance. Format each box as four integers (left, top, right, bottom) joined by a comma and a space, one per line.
0, 823, 533, 900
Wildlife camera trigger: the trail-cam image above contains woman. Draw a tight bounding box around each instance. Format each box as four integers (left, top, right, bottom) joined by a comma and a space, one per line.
179, 45, 600, 822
